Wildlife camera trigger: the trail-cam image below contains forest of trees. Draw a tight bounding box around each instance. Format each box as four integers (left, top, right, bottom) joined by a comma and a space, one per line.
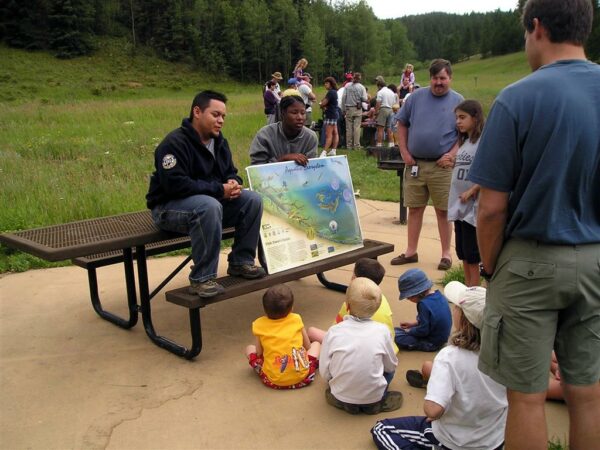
1, 0, 599, 83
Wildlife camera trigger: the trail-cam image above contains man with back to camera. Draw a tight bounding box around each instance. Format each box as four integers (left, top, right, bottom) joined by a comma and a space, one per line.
146, 90, 266, 298
391, 59, 463, 271
249, 95, 318, 167
468, 1, 600, 448
341, 72, 368, 150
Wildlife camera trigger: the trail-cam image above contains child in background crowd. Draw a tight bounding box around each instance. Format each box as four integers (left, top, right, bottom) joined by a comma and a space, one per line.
399, 63, 415, 99
320, 277, 402, 415
308, 258, 398, 354
448, 100, 485, 286
293, 58, 310, 84
372, 281, 507, 450
394, 269, 451, 352
245, 284, 320, 389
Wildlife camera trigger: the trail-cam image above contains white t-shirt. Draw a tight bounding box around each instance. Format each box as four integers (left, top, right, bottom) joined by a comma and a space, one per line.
448, 138, 480, 226
320, 316, 398, 404
425, 346, 507, 450
376, 86, 396, 108
298, 83, 313, 112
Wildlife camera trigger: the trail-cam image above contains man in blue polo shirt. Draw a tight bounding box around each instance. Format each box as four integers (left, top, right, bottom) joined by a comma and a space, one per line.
391, 59, 463, 271
469, 1, 600, 448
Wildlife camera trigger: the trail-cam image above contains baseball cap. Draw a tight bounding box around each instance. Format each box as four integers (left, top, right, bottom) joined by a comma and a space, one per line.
444, 281, 486, 329
398, 269, 433, 300
287, 77, 299, 85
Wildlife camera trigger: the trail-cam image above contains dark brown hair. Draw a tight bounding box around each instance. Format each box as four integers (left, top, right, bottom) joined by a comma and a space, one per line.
262, 284, 294, 319
455, 99, 485, 145
324, 76, 338, 90
354, 258, 385, 285
189, 90, 227, 120
429, 59, 452, 77
522, 0, 592, 45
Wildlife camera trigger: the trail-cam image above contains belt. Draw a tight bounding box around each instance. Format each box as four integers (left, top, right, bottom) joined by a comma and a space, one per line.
415, 157, 439, 162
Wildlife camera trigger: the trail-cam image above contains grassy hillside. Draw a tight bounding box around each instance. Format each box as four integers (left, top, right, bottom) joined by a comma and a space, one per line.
0, 40, 531, 271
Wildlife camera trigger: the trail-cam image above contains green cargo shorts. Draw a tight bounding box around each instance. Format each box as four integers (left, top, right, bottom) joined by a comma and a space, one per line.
478, 239, 600, 393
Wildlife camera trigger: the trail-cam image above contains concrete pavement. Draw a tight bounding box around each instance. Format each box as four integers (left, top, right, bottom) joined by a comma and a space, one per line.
0, 200, 568, 449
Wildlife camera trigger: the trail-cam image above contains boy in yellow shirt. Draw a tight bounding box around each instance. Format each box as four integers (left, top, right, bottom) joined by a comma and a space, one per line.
245, 284, 320, 389
308, 258, 398, 353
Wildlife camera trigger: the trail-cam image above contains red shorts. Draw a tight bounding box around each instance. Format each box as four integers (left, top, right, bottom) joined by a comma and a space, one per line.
248, 353, 318, 390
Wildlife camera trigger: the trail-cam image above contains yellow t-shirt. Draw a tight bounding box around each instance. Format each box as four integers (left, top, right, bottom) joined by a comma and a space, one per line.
335, 294, 399, 353
252, 312, 310, 386
281, 88, 299, 97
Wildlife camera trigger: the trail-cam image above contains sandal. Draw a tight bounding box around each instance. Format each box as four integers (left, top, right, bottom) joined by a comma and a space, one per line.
437, 257, 452, 271
390, 253, 418, 265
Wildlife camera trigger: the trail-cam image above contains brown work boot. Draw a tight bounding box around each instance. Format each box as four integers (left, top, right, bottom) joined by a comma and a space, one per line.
227, 264, 266, 279
188, 279, 225, 298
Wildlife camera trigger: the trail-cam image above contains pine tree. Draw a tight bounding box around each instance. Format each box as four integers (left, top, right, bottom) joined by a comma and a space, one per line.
48, 0, 96, 58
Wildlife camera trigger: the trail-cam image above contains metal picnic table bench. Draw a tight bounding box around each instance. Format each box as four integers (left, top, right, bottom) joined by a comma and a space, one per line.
0, 210, 394, 359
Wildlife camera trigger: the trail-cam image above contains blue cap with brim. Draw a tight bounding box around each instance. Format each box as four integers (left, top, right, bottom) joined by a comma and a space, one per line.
287, 77, 299, 85
398, 268, 433, 299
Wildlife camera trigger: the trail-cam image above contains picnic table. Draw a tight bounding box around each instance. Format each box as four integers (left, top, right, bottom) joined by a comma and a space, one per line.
0, 210, 393, 359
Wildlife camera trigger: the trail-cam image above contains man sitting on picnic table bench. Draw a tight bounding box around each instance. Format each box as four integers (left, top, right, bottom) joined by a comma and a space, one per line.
146, 90, 266, 298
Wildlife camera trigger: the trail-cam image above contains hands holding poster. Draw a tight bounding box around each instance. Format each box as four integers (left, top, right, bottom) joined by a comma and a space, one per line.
246, 156, 363, 274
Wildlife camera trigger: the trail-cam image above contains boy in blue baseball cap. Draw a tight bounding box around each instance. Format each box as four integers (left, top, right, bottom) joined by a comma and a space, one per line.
395, 269, 451, 352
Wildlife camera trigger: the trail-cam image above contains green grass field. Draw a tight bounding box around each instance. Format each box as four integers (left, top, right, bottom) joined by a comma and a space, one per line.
0, 39, 533, 272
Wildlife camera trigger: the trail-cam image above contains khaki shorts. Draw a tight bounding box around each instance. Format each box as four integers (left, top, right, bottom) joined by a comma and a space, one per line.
479, 239, 600, 393
403, 160, 451, 209
376, 107, 393, 127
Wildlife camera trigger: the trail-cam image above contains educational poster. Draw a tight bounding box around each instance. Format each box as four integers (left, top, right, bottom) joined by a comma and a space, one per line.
246, 156, 363, 274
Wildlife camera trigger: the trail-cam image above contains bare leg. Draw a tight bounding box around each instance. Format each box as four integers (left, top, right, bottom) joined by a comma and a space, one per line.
324, 124, 333, 150
546, 378, 564, 401
308, 341, 321, 358
307, 326, 326, 344
505, 389, 548, 450
463, 261, 480, 286
331, 125, 339, 149
405, 206, 425, 256
245, 344, 257, 359
376, 126, 384, 145
434, 207, 452, 260
421, 361, 433, 380
563, 382, 600, 449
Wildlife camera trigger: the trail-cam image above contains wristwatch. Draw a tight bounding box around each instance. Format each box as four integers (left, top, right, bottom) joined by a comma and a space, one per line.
479, 263, 493, 281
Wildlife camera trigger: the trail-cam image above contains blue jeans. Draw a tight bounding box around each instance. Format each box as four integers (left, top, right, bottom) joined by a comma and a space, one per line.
151, 191, 262, 282
394, 328, 443, 352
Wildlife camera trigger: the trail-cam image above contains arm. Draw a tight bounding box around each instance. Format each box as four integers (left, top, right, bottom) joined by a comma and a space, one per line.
424, 400, 445, 421
249, 131, 277, 165
476, 187, 509, 274
301, 328, 311, 350
399, 320, 418, 330
459, 184, 480, 203
396, 123, 416, 166
437, 140, 459, 168
407, 307, 431, 337
254, 336, 263, 357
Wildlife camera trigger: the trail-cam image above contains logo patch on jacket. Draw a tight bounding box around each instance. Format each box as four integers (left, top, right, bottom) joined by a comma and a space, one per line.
162, 154, 177, 169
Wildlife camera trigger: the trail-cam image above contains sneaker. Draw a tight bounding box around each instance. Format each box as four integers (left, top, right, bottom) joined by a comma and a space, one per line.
325, 388, 360, 414
380, 391, 403, 412
188, 279, 225, 298
406, 370, 427, 388
227, 264, 266, 279
319, 150, 327, 158
326, 149, 337, 156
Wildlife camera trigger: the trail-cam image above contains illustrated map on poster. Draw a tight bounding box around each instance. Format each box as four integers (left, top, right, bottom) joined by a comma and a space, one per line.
246, 156, 363, 274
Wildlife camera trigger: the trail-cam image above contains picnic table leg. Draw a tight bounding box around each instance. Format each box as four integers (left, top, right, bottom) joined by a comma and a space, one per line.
393, 168, 407, 225
87, 247, 139, 329
316, 272, 348, 293
136, 245, 202, 359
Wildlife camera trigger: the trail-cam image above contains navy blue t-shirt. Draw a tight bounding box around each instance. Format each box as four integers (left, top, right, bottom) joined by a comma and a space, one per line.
469, 60, 600, 244
409, 290, 452, 347
324, 89, 339, 120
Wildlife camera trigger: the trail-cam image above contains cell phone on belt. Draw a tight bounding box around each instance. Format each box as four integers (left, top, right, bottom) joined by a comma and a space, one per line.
411, 165, 419, 177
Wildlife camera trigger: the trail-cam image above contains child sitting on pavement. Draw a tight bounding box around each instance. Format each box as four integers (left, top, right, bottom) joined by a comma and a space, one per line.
320, 277, 402, 415
394, 269, 452, 352
372, 281, 508, 450
245, 284, 320, 389
308, 258, 398, 353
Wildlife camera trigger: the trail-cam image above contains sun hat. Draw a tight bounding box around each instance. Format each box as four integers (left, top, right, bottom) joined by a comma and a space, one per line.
287, 77, 299, 85
444, 281, 486, 329
271, 72, 283, 80
375, 75, 386, 84
398, 269, 433, 300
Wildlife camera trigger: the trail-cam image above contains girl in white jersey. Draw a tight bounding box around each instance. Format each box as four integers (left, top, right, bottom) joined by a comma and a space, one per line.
447, 100, 485, 286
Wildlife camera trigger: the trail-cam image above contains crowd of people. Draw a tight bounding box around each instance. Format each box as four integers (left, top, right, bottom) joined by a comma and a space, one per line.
145, 0, 599, 448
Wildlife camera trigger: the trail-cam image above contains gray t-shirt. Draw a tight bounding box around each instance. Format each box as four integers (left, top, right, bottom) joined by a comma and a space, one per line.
396, 87, 463, 159
448, 138, 479, 226
469, 59, 600, 244
249, 122, 318, 165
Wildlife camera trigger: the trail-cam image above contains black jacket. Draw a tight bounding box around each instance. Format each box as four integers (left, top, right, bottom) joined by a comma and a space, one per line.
146, 118, 243, 209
